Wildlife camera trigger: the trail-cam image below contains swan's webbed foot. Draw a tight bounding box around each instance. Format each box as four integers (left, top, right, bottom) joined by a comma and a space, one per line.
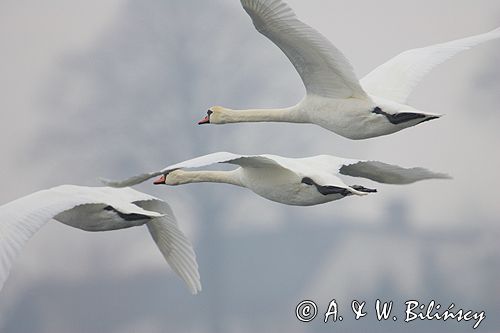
351, 185, 377, 193
103, 206, 151, 221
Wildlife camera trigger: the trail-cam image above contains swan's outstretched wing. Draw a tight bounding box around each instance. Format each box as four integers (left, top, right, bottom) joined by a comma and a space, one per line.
361, 27, 500, 104
102, 152, 296, 187
135, 199, 201, 295
0, 185, 161, 293
101, 152, 243, 187
241, 0, 368, 100
338, 160, 451, 185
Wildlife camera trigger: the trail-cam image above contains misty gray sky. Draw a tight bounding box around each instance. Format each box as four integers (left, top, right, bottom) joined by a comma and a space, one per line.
0, 1, 499, 332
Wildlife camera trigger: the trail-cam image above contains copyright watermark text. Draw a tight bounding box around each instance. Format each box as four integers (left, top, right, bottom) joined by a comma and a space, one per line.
295, 299, 485, 329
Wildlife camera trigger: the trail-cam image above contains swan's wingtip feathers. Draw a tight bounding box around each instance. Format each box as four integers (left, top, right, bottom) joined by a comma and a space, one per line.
183, 272, 202, 295
241, 0, 294, 13
411, 169, 452, 183
413, 167, 452, 181
99, 173, 154, 188
436, 173, 453, 180
189, 282, 202, 295
240, 0, 296, 25
99, 177, 116, 187
145, 216, 202, 296
488, 26, 500, 35
361, 26, 500, 104
99, 177, 129, 188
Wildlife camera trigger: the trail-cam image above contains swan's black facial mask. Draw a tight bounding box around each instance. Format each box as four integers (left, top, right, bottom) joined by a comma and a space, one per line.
198, 110, 213, 125
153, 174, 167, 185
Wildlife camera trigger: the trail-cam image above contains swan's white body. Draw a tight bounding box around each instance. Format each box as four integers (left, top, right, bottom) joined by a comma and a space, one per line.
287, 95, 425, 139
201, 0, 500, 139
0, 185, 201, 295
103, 152, 450, 206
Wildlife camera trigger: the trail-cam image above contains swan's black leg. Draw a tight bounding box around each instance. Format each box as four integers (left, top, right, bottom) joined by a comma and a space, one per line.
372, 107, 436, 125
316, 185, 352, 196
302, 177, 351, 196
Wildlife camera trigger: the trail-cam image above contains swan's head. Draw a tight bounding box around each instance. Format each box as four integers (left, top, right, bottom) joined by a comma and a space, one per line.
153, 170, 187, 186
198, 106, 230, 125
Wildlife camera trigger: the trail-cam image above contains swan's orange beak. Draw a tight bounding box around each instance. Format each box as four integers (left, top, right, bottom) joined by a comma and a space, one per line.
153, 175, 166, 185
197, 115, 210, 125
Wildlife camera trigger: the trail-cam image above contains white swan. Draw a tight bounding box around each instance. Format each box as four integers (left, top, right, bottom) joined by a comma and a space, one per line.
198, 0, 500, 139
103, 152, 450, 206
0, 185, 201, 295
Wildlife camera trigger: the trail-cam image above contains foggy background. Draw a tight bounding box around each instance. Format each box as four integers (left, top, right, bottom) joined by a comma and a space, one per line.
0, 0, 499, 332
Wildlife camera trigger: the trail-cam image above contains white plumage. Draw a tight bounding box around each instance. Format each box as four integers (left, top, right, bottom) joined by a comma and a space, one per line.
199, 0, 500, 139
361, 27, 500, 104
103, 152, 450, 206
0, 185, 201, 295
241, 0, 368, 100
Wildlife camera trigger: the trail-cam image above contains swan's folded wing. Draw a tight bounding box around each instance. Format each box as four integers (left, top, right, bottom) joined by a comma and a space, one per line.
339, 160, 451, 184
241, 0, 368, 100
361, 27, 500, 104
138, 200, 201, 295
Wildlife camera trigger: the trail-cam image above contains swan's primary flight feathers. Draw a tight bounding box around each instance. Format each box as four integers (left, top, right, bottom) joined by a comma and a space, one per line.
0, 185, 201, 295
241, 0, 369, 100
338, 160, 448, 185
361, 27, 500, 104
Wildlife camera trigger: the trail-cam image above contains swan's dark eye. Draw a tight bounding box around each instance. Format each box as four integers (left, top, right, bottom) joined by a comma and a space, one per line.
207, 110, 213, 116
301, 177, 315, 186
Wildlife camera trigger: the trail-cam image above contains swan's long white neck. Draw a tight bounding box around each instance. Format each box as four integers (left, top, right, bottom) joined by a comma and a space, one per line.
170, 169, 244, 187
218, 107, 307, 124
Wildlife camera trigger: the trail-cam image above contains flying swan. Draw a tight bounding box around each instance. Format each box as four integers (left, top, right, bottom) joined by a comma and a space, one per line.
0, 185, 201, 295
198, 0, 500, 139
103, 152, 450, 206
